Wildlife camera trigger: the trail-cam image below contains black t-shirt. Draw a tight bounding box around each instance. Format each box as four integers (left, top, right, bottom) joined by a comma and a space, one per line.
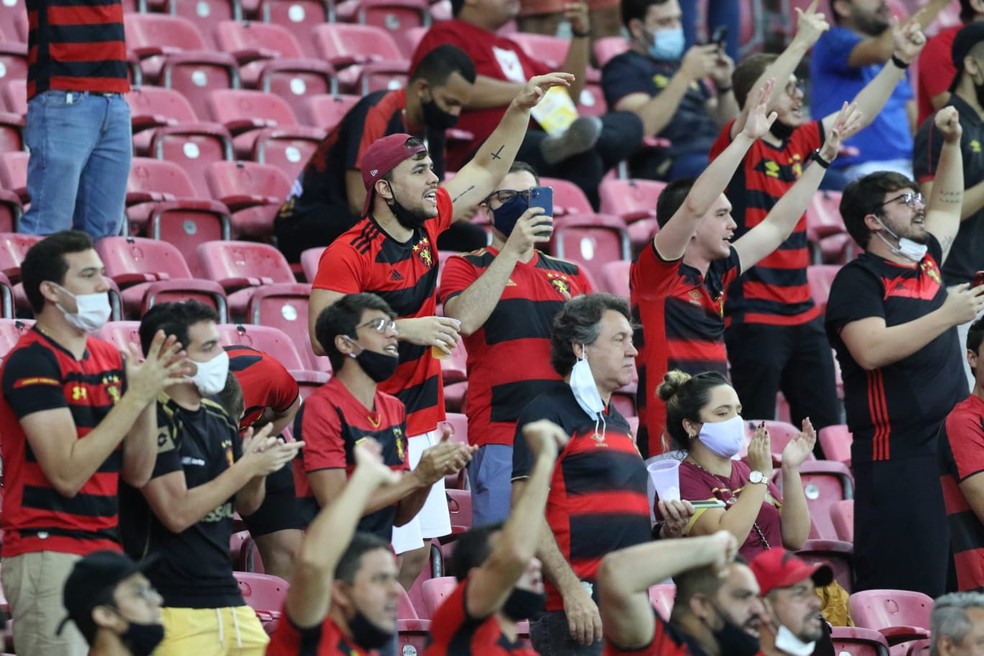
119, 396, 245, 608
824, 235, 967, 463
912, 94, 984, 285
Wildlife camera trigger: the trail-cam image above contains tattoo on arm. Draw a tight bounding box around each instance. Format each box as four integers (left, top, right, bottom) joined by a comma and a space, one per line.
452, 185, 476, 203
490, 145, 505, 160
937, 189, 962, 205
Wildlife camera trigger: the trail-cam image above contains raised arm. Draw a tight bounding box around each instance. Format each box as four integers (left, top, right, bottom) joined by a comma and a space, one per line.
598, 531, 737, 649
734, 101, 862, 269
286, 439, 401, 629
923, 106, 965, 262
559, 2, 590, 102
464, 420, 568, 618
444, 73, 575, 212
777, 419, 815, 550
654, 81, 777, 261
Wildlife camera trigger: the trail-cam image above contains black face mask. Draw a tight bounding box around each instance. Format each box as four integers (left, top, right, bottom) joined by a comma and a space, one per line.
349, 609, 394, 650
710, 608, 761, 656
347, 339, 399, 383
502, 588, 546, 621
385, 183, 428, 230
769, 120, 795, 142
421, 95, 459, 131
120, 621, 165, 656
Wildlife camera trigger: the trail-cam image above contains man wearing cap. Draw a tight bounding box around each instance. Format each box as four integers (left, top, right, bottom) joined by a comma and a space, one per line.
60, 550, 165, 656
307, 72, 575, 588
914, 21, 984, 387
748, 548, 835, 656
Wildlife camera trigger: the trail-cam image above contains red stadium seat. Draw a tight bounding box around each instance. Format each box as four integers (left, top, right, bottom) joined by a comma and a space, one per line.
0, 318, 34, 357
0, 82, 26, 116
248, 284, 325, 372
818, 424, 853, 466
648, 583, 675, 620
195, 240, 295, 316
831, 627, 891, 656
598, 178, 664, 223
593, 36, 629, 69
421, 576, 457, 618
539, 176, 593, 217
626, 218, 660, 252
0, 151, 28, 204
788, 460, 853, 541
310, 23, 406, 93
599, 260, 630, 298
807, 264, 840, 315
0, 191, 21, 234
95, 321, 144, 354
831, 499, 853, 543
446, 488, 472, 533
396, 586, 431, 656
510, 32, 599, 82
796, 539, 854, 592
0, 42, 28, 92
399, 25, 429, 59
850, 589, 933, 646
259, 0, 335, 57
0, 232, 42, 283
551, 214, 630, 288
297, 93, 361, 130
204, 160, 293, 240
0, 0, 28, 44
164, 0, 241, 49
0, 110, 22, 154
234, 572, 287, 632
336, 0, 431, 39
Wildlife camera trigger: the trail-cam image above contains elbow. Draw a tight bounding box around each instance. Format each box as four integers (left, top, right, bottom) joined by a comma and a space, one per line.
122, 469, 153, 489
598, 553, 630, 597
52, 479, 84, 499
160, 514, 194, 534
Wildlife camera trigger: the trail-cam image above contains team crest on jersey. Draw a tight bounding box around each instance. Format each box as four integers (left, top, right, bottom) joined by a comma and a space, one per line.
393, 427, 405, 462
103, 374, 122, 404
757, 155, 803, 181
413, 238, 434, 267
921, 259, 942, 284
222, 437, 235, 466
547, 272, 571, 296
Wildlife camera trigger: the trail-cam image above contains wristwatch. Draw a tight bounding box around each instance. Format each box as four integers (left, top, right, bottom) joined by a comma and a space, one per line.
748, 470, 768, 485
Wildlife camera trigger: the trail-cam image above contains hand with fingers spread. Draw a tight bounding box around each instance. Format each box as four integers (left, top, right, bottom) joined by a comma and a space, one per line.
501, 207, 553, 258
818, 101, 864, 163
241, 423, 305, 476
781, 418, 816, 470
892, 12, 927, 64
740, 79, 779, 141
657, 498, 695, 539
935, 105, 962, 144
124, 330, 193, 404
512, 72, 577, 111
791, 0, 829, 49
746, 422, 773, 478
398, 316, 461, 357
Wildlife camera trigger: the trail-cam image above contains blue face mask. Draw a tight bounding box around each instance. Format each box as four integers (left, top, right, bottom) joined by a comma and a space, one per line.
648, 26, 685, 60
491, 193, 530, 237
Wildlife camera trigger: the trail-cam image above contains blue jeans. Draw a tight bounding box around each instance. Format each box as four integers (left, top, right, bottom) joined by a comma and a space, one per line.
21, 90, 131, 238
529, 610, 603, 656
467, 444, 513, 527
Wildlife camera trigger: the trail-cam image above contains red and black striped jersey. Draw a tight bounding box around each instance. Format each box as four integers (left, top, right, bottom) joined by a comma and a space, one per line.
312, 188, 453, 436
26, 0, 130, 99
708, 120, 822, 327
512, 383, 650, 612
939, 394, 984, 591
293, 377, 408, 540
267, 614, 375, 655
825, 236, 967, 463
0, 329, 126, 556
439, 248, 593, 447
604, 612, 712, 656
631, 243, 740, 456
425, 578, 537, 656
225, 345, 299, 432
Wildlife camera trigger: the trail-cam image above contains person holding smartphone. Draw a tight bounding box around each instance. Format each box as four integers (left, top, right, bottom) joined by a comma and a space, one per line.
439, 162, 593, 527
655, 370, 815, 561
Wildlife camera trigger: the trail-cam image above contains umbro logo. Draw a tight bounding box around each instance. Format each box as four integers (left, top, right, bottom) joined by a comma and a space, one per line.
391, 270, 404, 281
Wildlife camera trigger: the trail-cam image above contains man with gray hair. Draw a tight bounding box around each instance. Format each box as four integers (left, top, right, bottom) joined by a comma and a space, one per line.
931, 592, 984, 656
510, 293, 651, 656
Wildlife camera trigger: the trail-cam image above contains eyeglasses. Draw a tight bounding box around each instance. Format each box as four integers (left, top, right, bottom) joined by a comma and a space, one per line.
483, 189, 531, 206
784, 79, 804, 97
877, 191, 924, 211
358, 317, 397, 334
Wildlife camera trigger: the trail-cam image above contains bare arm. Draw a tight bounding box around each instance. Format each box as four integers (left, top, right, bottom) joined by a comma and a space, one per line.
920, 177, 984, 222
235, 475, 266, 517
263, 396, 300, 437
559, 3, 590, 102
464, 76, 526, 109
345, 170, 365, 218
308, 468, 429, 522
120, 401, 159, 488
923, 106, 964, 262
776, 420, 815, 550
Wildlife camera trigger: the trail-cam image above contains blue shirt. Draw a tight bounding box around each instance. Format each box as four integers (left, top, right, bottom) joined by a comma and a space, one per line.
810, 26, 913, 168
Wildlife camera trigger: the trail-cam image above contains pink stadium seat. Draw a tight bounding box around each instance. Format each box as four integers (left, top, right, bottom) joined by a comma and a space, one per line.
906, 639, 931, 656
0, 83, 26, 116
357, 61, 409, 95
164, 0, 241, 50
259, 0, 335, 57
336, 0, 431, 38
442, 413, 469, 488
593, 36, 629, 69
648, 583, 675, 621
831, 627, 892, 656
818, 424, 853, 466
807, 264, 840, 315
95, 321, 144, 354
599, 178, 664, 223
0, 0, 28, 44
234, 571, 287, 632
0, 151, 28, 204
446, 488, 472, 533
396, 586, 431, 656
510, 32, 600, 83
399, 26, 429, 59
0, 318, 34, 357
626, 218, 660, 252
218, 323, 308, 372
297, 93, 361, 130
195, 240, 295, 315
831, 499, 853, 543
797, 539, 854, 592
0, 110, 22, 154
599, 260, 630, 298
0, 42, 28, 91
793, 460, 854, 541
551, 214, 630, 287
850, 589, 933, 646
0, 232, 42, 283
96, 236, 229, 321
204, 160, 292, 240
212, 20, 337, 101
421, 576, 457, 618
539, 176, 593, 217
577, 82, 607, 118
0, 191, 21, 234
248, 285, 324, 372
299, 246, 326, 283
126, 157, 233, 255
123, 14, 240, 118
310, 23, 406, 93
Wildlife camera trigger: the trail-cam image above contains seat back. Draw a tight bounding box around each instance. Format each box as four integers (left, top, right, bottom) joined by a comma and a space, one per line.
247, 284, 326, 372
599, 260, 630, 299
0, 232, 42, 280
806, 190, 846, 240
311, 23, 404, 63
446, 488, 472, 532
125, 13, 210, 52
539, 177, 593, 216
509, 32, 569, 69
831, 499, 854, 542
648, 583, 676, 621
850, 590, 933, 633
260, 0, 333, 57
95, 321, 144, 354
0, 42, 28, 90
0, 151, 29, 197
205, 160, 294, 201
207, 88, 300, 127
166, 0, 240, 49
830, 627, 891, 656
96, 236, 194, 281
1, 82, 27, 116
598, 178, 664, 222
128, 157, 201, 199
551, 214, 629, 287
218, 323, 307, 371
796, 460, 853, 540
234, 572, 288, 614
214, 20, 305, 59
353, 0, 430, 35
299, 246, 326, 283
421, 577, 457, 618
593, 36, 629, 69
818, 424, 853, 466
198, 240, 295, 285
126, 85, 200, 123
298, 93, 360, 130
0, 318, 34, 357
806, 264, 840, 315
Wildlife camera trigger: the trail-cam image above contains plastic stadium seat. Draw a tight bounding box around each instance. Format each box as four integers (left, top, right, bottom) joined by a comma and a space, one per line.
0, 42, 28, 91
807, 264, 840, 316
421, 576, 457, 618
796, 539, 854, 592
577, 82, 607, 118
510, 32, 599, 82
831, 627, 891, 656
299, 246, 326, 283
850, 589, 933, 646
396, 586, 430, 656
123, 14, 240, 118
297, 93, 361, 130
260, 0, 335, 57
806, 190, 857, 264
399, 25, 429, 58
357, 60, 408, 95
599, 178, 664, 223
0, 110, 22, 154
0, 82, 26, 116
446, 488, 472, 533
0, 319, 34, 357
0, 0, 28, 44
539, 177, 593, 217
310, 23, 406, 93
126, 158, 233, 255
204, 160, 293, 240
248, 284, 324, 371
599, 260, 630, 299
788, 460, 854, 541
295, 370, 331, 401
831, 499, 854, 543
441, 413, 469, 488
213, 20, 337, 101
0, 232, 42, 283
164, 0, 241, 50
218, 323, 308, 371
593, 36, 629, 69
648, 583, 675, 620
234, 571, 287, 632
551, 213, 630, 288
0, 191, 21, 234
0, 151, 28, 204
819, 424, 853, 466
905, 639, 931, 656
739, 419, 813, 466
336, 0, 431, 39
96, 321, 144, 354
196, 240, 294, 312
96, 236, 229, 321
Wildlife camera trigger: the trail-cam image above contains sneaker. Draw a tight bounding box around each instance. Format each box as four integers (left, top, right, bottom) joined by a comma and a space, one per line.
539, 116, 603, 165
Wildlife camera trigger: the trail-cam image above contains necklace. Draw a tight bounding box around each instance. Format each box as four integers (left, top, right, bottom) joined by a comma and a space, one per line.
367, 412, 381, 429
684, 456, 772, 549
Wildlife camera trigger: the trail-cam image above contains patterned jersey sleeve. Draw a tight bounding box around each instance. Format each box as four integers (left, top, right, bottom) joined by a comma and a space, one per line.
947, 408, 984, 481
312, 239, 370, 293
439, 253, 480, 304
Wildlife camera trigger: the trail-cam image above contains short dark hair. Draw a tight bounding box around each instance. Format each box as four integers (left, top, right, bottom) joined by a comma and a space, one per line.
839, 171, 916, 249
21, 231, 95, 314
550, 293, 632, 376
335, 532, 393, 584
671, 563, 728, 623
450, 523, 504, 580
410, 45, 476, 85
732, 53, 777, 109
961, 0, 983, 22
450, 0, 464, 17
138, 300, 219, 356
969, 317, 984, 376
314, 293, 396, 371
656, 178, 696, 229
620, 0, 669, 30
657, 370, 732, 450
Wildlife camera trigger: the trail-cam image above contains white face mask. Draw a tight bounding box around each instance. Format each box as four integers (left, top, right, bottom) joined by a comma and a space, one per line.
189, 350, 229, 396
874, 217, 928, 263
697, 414, 745, 458
774, 624, 817, 656
570, 345, 607, 437
55, 285, 111, 333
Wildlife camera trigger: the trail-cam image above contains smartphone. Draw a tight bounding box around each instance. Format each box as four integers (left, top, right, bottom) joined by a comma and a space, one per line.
691, 499, 726, 510
529, 186, 553, 218
974, 271, 984, 288
711, 25, 728, 49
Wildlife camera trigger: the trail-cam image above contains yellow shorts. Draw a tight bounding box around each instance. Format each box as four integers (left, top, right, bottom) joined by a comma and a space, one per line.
157, 605, 270, 656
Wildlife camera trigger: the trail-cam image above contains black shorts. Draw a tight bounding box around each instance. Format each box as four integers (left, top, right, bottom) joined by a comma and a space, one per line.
241, 462, 306, 536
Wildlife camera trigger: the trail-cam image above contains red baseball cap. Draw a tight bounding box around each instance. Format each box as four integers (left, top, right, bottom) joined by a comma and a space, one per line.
360, 133, 428, 217
749, 548, 834, 596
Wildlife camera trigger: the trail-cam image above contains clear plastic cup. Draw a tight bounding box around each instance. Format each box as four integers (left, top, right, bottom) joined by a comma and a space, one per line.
647, 459, 681, 502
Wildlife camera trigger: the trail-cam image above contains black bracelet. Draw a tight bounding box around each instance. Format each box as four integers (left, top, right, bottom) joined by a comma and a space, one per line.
891, 54, 910, 69
716, 84, 733, 93
810, 149, 832, 169
572, 28, 591, 37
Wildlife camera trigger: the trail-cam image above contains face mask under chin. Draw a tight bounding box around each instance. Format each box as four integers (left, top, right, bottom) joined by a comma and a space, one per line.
385, 184, 429, 230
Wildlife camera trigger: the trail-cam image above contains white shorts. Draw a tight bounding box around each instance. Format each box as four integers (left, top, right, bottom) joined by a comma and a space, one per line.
391, 429, 452, 554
